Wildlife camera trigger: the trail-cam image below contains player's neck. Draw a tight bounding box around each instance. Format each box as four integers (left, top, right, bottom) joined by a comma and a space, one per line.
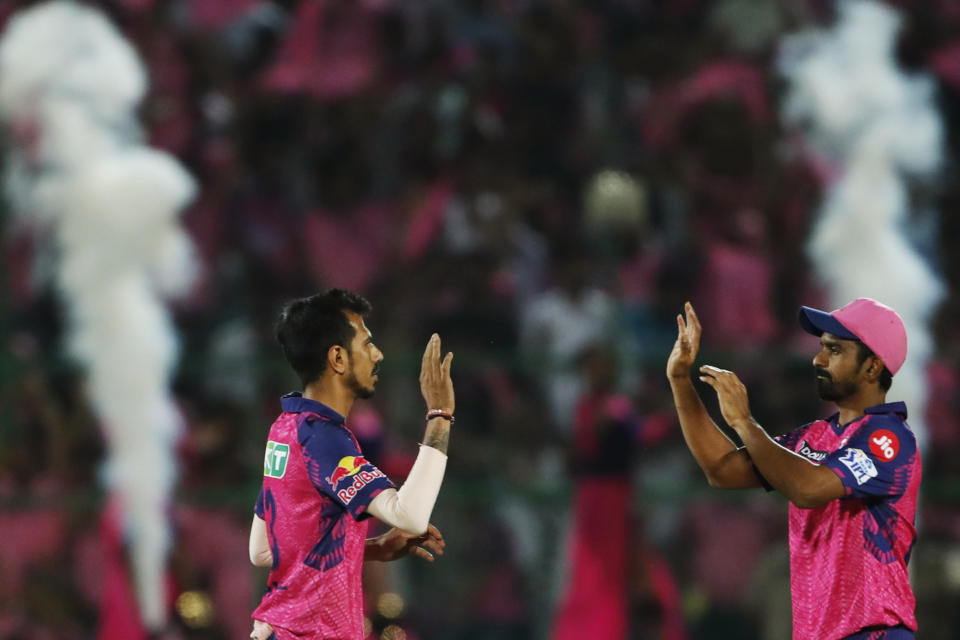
302, 379, 355, 420
835, 388, 886, 426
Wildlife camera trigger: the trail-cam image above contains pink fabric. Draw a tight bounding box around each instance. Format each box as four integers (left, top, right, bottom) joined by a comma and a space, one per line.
552, 479, 631, 640
696, 241, 776, 347
0, 509, 65, 598
686, 501, 771, 606
97, 500, 149, 640
402, 180, 455, 262
643, 61, 768, 148
252, 412, 372, 639
188, 0, 259, 29
261, 0, 380, 100
781, 414, 920, 639
303, 202, 397, 293
644, 549, 688, 640
931, 41, 960, 89
261, 0, 323, 93
618, 247, 662, 305
177, 507, 254, 640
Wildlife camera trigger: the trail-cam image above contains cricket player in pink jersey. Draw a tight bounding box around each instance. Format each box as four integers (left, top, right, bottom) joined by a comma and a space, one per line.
247, 289, 455, 640
667, 298, 920, 640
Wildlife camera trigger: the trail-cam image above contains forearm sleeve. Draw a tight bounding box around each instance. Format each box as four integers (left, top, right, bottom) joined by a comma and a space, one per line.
249, 515, 272, 567
367, 445, 447, 535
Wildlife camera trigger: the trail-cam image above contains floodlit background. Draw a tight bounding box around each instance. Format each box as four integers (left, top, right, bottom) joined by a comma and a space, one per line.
1, 1, 959, 639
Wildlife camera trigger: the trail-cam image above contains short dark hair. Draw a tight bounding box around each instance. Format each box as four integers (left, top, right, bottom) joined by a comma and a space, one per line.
275, 289, 373, 387
855, 342, 893, 392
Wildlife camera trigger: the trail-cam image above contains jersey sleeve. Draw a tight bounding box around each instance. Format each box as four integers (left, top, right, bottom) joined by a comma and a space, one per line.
255, 486, 265, 518
298, 419, 396, 520
754, 423, 814, 491
772, 423, 811, 451
823, 416, 917, 499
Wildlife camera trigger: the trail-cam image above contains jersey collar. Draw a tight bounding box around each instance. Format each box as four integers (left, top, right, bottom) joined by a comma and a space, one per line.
280, 392, 346, 424
864, 401, 908, 418
827, 400, 908, 433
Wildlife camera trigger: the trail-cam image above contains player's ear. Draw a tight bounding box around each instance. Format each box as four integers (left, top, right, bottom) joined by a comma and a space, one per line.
866, 355, 883, 381
328, 345, 348, 375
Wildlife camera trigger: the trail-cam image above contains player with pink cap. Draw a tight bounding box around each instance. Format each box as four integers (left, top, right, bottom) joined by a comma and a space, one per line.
798, 297, 908, 375
667, 298, 921, 640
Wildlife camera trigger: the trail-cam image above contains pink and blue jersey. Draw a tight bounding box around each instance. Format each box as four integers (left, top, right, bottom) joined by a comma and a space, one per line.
253, 393, 395, 639
763, 401, 920, 640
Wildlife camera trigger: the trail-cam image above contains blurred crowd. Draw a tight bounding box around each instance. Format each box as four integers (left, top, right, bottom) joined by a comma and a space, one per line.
3, 0, 960, 638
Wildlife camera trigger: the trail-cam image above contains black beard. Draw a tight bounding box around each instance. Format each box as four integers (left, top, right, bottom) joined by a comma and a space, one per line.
346, 370, 375, 399
816, 375, 857, 402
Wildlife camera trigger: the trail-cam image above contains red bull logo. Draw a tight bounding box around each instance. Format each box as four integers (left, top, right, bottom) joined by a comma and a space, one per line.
326, 455, 369, 488
325, 455, 385, 504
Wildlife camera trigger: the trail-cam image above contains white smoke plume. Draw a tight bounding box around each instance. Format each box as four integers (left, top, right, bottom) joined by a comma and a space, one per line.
779, 0, 944, 450
0, 1, 197, 629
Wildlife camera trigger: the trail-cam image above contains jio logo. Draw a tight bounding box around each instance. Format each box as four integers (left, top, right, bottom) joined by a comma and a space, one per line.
869, 430, 900, 462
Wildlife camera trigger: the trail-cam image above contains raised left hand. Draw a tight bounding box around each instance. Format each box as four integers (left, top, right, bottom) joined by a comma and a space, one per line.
698, 365, 753, 431
368, 524, 446, 563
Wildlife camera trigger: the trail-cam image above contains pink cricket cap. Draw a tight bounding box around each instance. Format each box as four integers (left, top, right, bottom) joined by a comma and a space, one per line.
798, 298, 908, 375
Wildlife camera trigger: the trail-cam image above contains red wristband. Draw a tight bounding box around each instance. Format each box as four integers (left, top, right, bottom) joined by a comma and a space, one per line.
426, 409, 454, 424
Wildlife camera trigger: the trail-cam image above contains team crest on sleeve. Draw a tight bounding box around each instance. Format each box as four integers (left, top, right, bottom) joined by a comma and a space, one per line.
264, 441, 290, 479
868, 430, 900, 462
839, 448, 878, 485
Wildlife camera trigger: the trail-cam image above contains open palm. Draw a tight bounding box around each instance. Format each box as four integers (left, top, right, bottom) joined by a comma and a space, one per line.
667, 302, 702, 380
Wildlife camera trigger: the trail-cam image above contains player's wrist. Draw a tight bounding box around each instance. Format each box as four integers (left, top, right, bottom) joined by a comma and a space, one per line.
426, 408, 454, 424
364, 535, 388, 561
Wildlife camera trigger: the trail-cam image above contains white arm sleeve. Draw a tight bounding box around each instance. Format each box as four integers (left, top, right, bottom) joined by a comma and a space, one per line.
367, 445, 447, 535
249, 515, 273, 567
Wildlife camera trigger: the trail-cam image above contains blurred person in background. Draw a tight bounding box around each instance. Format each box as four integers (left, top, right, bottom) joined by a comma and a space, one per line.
667, 299, 920, 640
552, 345, 686, 640
248, 289, 455, 640
520, 246, 618, 434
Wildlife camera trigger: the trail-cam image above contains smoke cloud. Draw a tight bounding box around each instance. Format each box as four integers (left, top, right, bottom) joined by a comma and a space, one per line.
0, 1, 196, 628
779, 0, 944, 449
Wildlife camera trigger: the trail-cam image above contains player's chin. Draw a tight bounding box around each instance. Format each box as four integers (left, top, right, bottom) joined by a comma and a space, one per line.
357, 384, 376, 400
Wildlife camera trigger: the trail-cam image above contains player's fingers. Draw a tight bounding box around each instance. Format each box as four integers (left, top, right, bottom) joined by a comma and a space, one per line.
441, 351, 453, 379
420, 538, 445, 556
687, 302, 701, 333
676, 313, 686, 337
421, 336, 433, 376
699, 365, 730, 377
426, 523, 445, 543
424, 334, 440, 383
431, 334, 441, 374
698, 375, 719, 389
413, 546, 435, 562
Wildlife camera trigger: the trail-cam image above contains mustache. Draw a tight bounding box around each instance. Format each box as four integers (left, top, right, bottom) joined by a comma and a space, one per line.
814, 367, 831, 379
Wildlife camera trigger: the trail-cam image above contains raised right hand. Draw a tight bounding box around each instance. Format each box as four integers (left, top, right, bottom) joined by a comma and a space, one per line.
666, 302, 702, 380
419, 334, 454, 414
